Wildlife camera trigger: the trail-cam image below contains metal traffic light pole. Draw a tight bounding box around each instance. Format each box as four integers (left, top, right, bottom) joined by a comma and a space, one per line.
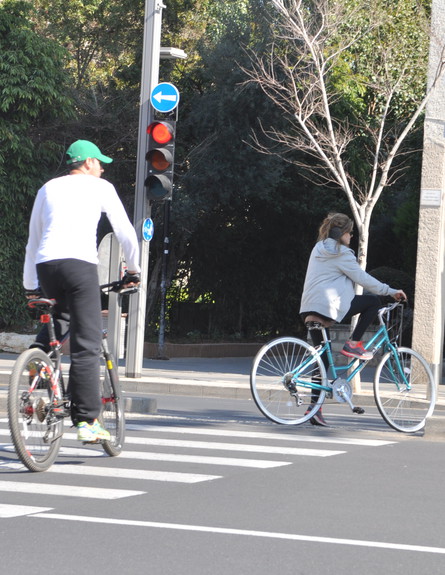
125, 0, 163, 377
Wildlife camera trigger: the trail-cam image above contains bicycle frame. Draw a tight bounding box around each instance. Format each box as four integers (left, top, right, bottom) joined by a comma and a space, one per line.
28, 301, 67, 408
292, 304, 409, 395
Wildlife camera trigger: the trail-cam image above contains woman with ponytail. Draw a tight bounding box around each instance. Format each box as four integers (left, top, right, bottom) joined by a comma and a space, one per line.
300, 213, 407, 426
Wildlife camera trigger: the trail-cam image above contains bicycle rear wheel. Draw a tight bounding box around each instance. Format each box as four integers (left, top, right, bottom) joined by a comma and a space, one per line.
374, 347, 436, 433
250, 337, 327, 425
8, 348, 64, 471
99, 351, 125, 456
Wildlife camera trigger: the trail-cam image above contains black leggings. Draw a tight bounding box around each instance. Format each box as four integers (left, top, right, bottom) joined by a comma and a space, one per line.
344, 294, 382, 341
36, 259, 102, 425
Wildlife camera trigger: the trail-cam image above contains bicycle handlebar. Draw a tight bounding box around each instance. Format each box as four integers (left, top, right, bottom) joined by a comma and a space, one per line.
27, 281, 139, 311
377, 300, 405, 318
100, 279, 140, 295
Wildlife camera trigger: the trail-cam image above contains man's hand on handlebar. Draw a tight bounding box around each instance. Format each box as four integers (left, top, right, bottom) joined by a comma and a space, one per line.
122, 271, 141, 288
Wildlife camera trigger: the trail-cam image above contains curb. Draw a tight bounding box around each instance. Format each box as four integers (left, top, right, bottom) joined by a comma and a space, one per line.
423, 414, 445, 441
0, 391, 157, 418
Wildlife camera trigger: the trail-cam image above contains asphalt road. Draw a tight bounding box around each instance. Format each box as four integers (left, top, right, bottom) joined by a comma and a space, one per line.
0, 393, 444, 574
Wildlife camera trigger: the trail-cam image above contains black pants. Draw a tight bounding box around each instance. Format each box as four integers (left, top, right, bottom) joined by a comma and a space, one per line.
344, 294, 382, 341
36, 259, 102, 424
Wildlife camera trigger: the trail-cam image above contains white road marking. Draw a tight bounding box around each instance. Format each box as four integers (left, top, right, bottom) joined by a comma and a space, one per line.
117, 451, 291, 468
30, 513, 445, 555
126, 424, 396, 447
50, 464, 220, 483
0, 429, 347, 457
0, 444, 105, 457
0, 480, 144, 499
0, 460, 220, 483
0, 446, 290, 469
0, 503, 53, 518
81, 435, 346, 457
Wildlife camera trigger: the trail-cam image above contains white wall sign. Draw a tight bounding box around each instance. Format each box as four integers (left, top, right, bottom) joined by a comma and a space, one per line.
420, 188, 442, 207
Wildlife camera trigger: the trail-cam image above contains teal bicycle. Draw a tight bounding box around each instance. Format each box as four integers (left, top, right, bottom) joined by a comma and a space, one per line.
250, 302, 436, 433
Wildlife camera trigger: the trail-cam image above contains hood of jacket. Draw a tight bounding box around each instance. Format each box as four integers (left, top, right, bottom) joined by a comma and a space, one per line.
313, 238, 353, 260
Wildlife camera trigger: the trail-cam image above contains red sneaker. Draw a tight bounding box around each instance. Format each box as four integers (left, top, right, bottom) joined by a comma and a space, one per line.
341, 340, 373, 361
305, 405, 328, 427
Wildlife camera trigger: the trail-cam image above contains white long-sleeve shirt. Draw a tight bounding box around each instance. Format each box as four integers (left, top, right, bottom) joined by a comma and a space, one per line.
23, 174, 141, 290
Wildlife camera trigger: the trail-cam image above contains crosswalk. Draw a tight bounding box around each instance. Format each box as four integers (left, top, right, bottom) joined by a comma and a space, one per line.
0, 417, 396, 515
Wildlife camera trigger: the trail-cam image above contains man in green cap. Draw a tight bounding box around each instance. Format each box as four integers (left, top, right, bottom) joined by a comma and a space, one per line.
24, 140, 141, 442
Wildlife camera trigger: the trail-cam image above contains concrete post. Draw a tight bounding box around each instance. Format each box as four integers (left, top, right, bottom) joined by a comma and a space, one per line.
125, 0, 163, 377
412, 0, 445, 386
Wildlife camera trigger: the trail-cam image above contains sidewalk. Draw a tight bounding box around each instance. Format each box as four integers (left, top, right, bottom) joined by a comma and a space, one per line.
0, 352, 444, 437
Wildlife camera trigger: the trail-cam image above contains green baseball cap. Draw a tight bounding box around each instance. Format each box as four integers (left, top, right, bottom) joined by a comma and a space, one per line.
66, 140, 113, 165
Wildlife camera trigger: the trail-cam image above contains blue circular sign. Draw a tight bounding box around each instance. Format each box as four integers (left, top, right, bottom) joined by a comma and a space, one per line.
142, 218, 154, 242
150, 83, 180, 113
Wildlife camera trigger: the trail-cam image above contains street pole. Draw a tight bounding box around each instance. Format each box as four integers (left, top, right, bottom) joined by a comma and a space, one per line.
125, 0, 163, 377
157, 199, 171, 359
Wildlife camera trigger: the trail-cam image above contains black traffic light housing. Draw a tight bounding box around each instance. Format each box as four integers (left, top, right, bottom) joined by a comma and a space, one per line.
145, 120, 176, 201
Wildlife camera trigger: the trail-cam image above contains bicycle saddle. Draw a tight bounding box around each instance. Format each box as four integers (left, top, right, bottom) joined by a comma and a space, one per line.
304, 314, 334, 328
27, 298, 56, 311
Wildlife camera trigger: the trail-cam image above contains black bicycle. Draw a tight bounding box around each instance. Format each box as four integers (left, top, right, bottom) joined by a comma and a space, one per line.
7, 280, 136, 472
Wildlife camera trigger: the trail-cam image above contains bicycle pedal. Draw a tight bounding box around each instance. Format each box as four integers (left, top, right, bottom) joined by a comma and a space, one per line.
353, 406, 365, 414
82, 439, 102, 445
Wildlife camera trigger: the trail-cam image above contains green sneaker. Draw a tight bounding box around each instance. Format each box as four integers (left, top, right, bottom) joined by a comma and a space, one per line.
77, 419, 111, 442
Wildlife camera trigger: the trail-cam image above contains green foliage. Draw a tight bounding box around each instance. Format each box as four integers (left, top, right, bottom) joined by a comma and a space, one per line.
0, 0, 427, 341
0, 0, 74, 328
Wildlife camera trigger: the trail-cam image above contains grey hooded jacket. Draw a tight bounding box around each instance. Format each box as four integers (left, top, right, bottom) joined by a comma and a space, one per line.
300, 238, 398, 322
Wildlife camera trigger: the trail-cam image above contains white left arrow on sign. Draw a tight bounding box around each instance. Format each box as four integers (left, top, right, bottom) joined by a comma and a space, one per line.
153, 91, 177, 103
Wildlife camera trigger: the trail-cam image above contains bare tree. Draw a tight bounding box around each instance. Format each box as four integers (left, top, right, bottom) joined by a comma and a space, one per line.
245, 0, 445, 270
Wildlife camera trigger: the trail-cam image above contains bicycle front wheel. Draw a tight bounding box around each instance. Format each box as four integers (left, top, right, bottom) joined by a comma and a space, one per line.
250, 337, 327, 425
99, 352, 125, 456
374, 347, 436, 433
8, 348, 64, 471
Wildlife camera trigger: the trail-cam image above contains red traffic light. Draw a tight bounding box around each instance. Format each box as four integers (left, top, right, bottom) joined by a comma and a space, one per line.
147, 122, 174, 145
145, 120, 176, 201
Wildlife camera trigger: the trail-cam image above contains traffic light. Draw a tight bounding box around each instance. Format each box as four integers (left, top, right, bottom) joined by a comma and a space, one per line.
145, 120, 175, 201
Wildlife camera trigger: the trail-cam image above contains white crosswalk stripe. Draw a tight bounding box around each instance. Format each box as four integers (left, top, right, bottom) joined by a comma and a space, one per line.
0, 479, 144, 499
0, 503, 53, 518
0, 443, 292, 468
126, 424, 396, 447
59, 431, 347, 457
0, 459, 220, 483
